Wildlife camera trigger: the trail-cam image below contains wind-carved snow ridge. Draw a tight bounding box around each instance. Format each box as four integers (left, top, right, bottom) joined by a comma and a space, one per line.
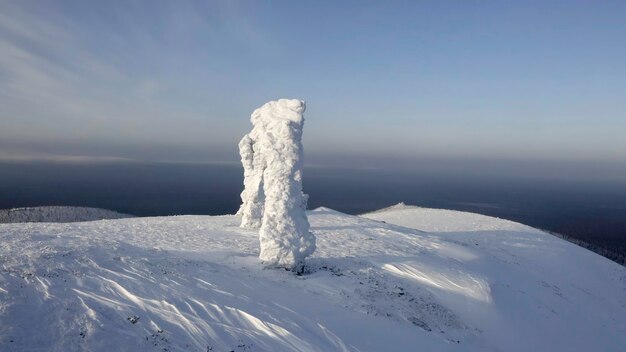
237, 99, 316, 271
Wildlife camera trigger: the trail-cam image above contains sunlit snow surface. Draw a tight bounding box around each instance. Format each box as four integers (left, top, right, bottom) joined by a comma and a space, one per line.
1, 205, 625, 351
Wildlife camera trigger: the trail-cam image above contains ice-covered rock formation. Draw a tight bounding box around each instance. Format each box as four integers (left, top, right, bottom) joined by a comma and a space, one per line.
238, 99, 316, 270
237, 133, 265, 228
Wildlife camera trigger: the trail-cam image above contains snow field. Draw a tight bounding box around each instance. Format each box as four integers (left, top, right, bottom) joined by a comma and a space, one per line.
0, 205, 624, 351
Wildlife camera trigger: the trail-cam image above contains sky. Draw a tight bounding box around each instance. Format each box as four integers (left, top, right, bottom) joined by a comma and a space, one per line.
1, 0, 625, 168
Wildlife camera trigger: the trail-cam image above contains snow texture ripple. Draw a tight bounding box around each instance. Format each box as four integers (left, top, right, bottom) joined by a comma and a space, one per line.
1, 206, 625, 351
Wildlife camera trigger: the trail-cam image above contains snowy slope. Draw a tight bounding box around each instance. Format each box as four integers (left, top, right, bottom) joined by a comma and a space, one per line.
363, 204, 626, 350
0, 206, 625, 351
0, 206, 134, 223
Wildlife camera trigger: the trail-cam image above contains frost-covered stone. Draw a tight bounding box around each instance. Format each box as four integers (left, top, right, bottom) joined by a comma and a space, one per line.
237, 134, 264, 228
238, 99, 316, 270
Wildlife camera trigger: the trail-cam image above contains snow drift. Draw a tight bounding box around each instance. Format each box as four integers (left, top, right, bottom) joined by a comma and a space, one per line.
1, 205, 624, 351
237, 99, 315, 270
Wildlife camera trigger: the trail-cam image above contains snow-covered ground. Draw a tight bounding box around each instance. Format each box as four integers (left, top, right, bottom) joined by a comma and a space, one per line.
0, 206, 133, 223
0, 205, 624, 351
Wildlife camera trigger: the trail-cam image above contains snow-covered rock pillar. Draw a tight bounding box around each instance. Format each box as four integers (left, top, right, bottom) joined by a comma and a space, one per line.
238, 99, 316, 270
237, 134, 265, 228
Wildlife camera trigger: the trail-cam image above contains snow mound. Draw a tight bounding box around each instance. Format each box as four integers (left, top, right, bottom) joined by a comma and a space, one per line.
363, 202, 417, 214
0, 207, 624, 351
0, 206, 134, 223
362, 204, 538, 233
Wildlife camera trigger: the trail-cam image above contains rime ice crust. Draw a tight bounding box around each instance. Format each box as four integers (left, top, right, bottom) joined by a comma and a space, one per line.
238, 99, 316, 269
237, 134, 264, 228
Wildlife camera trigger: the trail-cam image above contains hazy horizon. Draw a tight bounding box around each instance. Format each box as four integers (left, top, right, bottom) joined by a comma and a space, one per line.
2, 160, 625, 260
1, 1, 625, 255
1, 1, 626, 171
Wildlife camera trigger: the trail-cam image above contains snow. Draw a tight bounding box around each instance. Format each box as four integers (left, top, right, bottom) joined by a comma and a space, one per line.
237, 134, 263, 229
238, 99, 315, 270
0, 206, 134, 223
0, 205, 625, 351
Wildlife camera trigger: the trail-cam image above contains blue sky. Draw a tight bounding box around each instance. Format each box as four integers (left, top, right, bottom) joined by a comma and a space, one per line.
1, 1, 625, 165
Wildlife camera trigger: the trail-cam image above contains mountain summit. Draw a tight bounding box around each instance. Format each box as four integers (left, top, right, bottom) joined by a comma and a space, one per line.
0, 205, 624, 351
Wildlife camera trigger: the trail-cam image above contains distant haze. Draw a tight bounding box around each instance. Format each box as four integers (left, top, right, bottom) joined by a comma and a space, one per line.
1, 1, 626, 173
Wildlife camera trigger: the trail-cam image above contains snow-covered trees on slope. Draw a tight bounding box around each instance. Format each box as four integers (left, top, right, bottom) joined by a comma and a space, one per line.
0, 206, 133, 223
237, 99, 316, 271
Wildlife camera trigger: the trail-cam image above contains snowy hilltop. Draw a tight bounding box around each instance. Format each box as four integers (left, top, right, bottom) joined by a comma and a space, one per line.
1, 205, 625, 351
0, 206, 134, 223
